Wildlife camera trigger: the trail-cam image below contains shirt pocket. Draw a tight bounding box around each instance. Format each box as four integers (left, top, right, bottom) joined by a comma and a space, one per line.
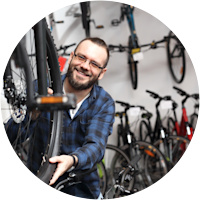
79, 117, 89, 132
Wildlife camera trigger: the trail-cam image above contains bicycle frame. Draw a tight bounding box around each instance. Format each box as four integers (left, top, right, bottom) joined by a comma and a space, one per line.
145, 91, 168, 143
170, 100, 193, 141
124, 5, 138, 49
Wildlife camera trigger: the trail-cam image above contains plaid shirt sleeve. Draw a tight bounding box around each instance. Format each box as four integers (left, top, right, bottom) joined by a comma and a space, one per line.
72, 92, 115, 170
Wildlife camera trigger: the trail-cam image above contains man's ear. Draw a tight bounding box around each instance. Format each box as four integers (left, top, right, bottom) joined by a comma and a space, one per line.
68, 52, 74, 64
98, 68, 107, 80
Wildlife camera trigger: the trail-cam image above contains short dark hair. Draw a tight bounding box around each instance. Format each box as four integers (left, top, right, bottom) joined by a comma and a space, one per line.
74, 37, 110, 68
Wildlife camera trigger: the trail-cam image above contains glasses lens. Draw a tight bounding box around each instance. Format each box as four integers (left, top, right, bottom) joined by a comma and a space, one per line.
77, 55, 86, 62
90, 62, 100, 69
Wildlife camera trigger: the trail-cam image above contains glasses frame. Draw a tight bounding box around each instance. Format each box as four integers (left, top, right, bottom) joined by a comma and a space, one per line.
73, 53, 105, 70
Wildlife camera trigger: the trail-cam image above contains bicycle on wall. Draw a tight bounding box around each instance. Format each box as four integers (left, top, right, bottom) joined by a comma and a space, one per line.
3, 18, 76, 184
74, 1, 104, 38
109, 3, 185, 90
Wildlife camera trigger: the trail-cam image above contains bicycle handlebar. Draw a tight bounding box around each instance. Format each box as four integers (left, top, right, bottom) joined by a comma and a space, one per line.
57, 43, 76, 54
109, 37, 167, 53
173, 86, 200, 104
109, 44, 129, 52
191, 93, 199, 100
146, 90, 171, 101
146, 90, 160, 99
115, 100, 145, 110
173, 86, 187, 96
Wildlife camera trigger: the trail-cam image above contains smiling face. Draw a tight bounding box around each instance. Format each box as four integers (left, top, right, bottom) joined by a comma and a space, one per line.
66, 40, 107, 90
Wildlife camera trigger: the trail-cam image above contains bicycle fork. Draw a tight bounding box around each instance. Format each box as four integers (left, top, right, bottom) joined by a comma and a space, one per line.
160, 129, 171, 162
182, 108, 193, 141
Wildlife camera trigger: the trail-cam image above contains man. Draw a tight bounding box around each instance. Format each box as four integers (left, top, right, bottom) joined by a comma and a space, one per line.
48, 37, 115, 199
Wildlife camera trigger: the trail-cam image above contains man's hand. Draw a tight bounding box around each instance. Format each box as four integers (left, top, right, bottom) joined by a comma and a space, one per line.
30, 88, 53, 120
49, 155, 74, 186
47, 88, 53, 95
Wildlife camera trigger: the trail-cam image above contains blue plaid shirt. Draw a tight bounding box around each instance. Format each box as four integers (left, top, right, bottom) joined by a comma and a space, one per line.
5, 73, 115, 198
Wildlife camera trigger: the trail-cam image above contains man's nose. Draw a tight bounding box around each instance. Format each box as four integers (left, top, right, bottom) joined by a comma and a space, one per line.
80, 60, 90, 70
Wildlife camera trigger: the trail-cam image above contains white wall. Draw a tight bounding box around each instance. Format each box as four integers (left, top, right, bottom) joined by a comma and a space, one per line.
49, 1, 199, 145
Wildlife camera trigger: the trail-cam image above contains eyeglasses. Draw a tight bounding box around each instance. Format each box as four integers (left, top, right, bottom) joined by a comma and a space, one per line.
73, 53, 105, 70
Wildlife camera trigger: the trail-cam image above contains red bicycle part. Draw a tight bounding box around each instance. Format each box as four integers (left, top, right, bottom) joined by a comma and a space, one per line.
58, 56, 67, 72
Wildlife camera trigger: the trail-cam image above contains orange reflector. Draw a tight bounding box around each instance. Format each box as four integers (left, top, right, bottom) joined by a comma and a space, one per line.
37, 96, 68, 104
144, 149, 155, 157
180, 67, 183, 74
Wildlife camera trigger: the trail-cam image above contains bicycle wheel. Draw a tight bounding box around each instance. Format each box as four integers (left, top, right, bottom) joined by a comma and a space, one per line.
167, 31, 186, 83
154, 135, 190, 169
104, 144, 132, 198
3, 21, 63, 184
128, 36, 138, 90
123, 141, 168, 187
97, 160, 107, 196
167, 117, 178, 136
139, 120, 151, 142
190, 113, 198, 133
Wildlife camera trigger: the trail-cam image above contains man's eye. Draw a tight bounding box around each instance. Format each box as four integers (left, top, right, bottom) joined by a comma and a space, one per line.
78, 55, 86, 60
91, 62, 99, 68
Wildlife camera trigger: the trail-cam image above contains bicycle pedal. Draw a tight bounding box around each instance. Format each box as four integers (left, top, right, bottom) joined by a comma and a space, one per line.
55, 20, 64, 24
96, 25, 104, 29
35, 93, 76, 111
74, 13, 82, 17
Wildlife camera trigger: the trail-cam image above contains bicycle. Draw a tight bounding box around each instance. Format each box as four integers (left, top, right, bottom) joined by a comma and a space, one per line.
167, 86, 199, 140
110, 3, 185, 90
105, 154, 141, 198
74, 2, 104, 38
141, 90, 190, 169
103, 144, 133, 196
114, 100, 168, 189
3, 18, 76, 184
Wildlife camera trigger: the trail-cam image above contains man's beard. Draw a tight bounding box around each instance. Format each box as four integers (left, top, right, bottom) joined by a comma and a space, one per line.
66, 62, 101, 90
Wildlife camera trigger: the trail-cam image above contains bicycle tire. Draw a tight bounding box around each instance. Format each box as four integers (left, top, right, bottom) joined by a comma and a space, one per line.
104, 144, 132, 198
97, 160, 107, 196
190, 113, 198, 133
167, 31, 186, 83
123, 141, 168, 187
3, 21, 63, 184
128, 36, 138, 90
80, 2, 90, 37
167, 117, 178, 136
154, 135, 190, 169
139, 120, 151, 142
